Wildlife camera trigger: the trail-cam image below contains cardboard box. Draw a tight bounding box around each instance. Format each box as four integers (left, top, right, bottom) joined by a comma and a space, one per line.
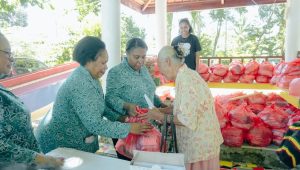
130, 150, 185, 170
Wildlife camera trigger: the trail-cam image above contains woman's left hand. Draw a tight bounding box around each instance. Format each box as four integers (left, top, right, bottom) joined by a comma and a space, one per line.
146, 108, 164, 121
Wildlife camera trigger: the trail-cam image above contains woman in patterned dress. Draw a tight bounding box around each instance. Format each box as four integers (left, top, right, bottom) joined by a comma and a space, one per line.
0, 33, 63, 168
105, 38, 170, 160
148, 46, 223, 170
35, 36, 151, 154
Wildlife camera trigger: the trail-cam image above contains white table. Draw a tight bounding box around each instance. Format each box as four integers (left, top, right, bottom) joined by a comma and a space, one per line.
47, 148, 130, 170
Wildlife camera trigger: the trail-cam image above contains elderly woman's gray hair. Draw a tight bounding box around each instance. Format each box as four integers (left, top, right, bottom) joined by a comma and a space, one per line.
158, 46, 185, 64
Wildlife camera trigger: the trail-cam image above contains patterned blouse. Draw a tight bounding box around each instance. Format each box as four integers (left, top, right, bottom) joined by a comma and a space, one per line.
35, 66, 131, 154
173, 64, 223, 163
0, 85, 40, 163
105, 58, 161, 116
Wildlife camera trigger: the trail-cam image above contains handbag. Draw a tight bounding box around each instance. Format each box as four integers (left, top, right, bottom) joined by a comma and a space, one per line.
160, 114, 178, 153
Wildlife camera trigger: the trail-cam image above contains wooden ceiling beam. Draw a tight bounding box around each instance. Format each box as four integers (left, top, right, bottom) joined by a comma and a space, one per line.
121, 0, 143, 13
142, 0, 152, 11
141, 0, 286, 14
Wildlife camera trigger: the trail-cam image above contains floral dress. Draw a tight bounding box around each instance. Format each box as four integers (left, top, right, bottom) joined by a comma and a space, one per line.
173, 64, 223, 164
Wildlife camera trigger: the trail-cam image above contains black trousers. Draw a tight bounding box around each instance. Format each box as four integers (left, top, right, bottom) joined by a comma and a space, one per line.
112, 138, 132, 161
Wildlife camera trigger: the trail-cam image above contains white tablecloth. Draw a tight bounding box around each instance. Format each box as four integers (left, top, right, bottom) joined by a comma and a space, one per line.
47, 148, 130, 170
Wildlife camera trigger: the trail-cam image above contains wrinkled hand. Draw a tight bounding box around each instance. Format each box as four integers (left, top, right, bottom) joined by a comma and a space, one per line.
34, 154, 64, 169
147, 108, 164, 121
126, 103, 138, 117
130, 122, 152, 135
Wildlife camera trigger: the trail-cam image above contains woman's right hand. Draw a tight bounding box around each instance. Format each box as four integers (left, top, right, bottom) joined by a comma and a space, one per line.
129, 122, 152, 135
34, 154, 64, 169
124, 103, 138, 117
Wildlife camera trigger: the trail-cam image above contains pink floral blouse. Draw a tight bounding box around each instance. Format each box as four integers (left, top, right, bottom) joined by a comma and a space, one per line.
173, 64, 223, 163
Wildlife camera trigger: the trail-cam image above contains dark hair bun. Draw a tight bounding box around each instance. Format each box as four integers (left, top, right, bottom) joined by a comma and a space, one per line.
173, 45, 185, 59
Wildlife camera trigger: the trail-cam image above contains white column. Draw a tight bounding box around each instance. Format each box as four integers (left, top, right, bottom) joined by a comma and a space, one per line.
285, 0, 300, 62
155, 0, 167, 53
101, 0, 121, 92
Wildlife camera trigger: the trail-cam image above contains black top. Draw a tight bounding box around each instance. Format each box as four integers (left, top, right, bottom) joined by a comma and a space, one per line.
171, 34, 201, 70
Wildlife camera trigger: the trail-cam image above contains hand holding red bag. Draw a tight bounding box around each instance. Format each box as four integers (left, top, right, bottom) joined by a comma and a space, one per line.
115, 106, 162, 159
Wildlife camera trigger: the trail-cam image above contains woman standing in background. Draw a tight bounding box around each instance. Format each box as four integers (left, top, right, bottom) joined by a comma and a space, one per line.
171, 18, 202, 70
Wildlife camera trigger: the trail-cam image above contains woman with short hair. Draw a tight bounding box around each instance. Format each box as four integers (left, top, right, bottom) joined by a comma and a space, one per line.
0, 33, 63, 169
35, 36, 151, 154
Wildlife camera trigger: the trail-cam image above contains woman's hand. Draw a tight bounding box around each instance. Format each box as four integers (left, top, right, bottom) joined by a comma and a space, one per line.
34, 154, 64, 169
147, 108, 164, 121
158, 106, 173, 114
124, 103, 138, 117
130, 122, 152, 135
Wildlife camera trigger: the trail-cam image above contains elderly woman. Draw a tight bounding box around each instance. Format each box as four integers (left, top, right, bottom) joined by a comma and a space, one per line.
148, 46, 223, 170
35, 36, 151, 154
0, 33, 63, 168
105, 38, 167, 160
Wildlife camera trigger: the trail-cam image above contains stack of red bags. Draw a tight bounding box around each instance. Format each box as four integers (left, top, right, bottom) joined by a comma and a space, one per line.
272, 58, 300, 89
224, 61, 244, 83
240, 61, 260, 83
209, 64, 228, 82
256, 61, 274, 83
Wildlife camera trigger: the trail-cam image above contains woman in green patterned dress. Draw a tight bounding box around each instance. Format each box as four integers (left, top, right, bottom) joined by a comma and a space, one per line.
105, 38, 170, 160
0, 33, 63, 168
35, 36, 151, 154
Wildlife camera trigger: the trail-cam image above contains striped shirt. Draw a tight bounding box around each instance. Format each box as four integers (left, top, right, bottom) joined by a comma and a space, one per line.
276, 121, 300, 168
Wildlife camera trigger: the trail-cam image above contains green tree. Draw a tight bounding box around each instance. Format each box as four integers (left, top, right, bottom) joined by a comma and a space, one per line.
74, 0, 100, 21
243, 4, 286, 56
167, 13, 173, 44
209, 9, 231, 57
121, 14, 146, 55
0, 0, 50, 27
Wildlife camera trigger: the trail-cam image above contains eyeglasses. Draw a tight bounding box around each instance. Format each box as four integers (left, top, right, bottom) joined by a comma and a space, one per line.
0, 49, 14, 61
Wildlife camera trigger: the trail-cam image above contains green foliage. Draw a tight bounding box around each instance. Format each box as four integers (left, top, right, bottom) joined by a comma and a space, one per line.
0, 0, 50, 27
121, 14, 146, 55
167, 13, 173, 44
74, 0, 100, 21
0, 9, 28, 27
193, 4, 285, 58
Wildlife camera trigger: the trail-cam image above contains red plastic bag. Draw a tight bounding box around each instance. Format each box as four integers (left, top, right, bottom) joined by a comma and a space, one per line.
228, 102, 258, 130
281, 58, 300, 76
289, 78, 300, 97
214, 99, 228, 128
258, 61, 274, 77
200, 72, 210, 82
272, 128, 288, 145
246, 123, 272, 147
221, 125, 244, 147
210, 64, 228, 77
247, 104, 265, 114
273, 61, 286, 75
223, 71, 240, 83
256, 75, 270, 83
245, 61, 259, 75
209, 73, 223, 82
197, 63, 209, 74
257, 104, 289, 129
288, 111, 300, 126
247, 92, 267, 105
239, 74, 255, 84
115, 107, 161, 158
277, 75, 299, 89
229, 61, 245, 75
